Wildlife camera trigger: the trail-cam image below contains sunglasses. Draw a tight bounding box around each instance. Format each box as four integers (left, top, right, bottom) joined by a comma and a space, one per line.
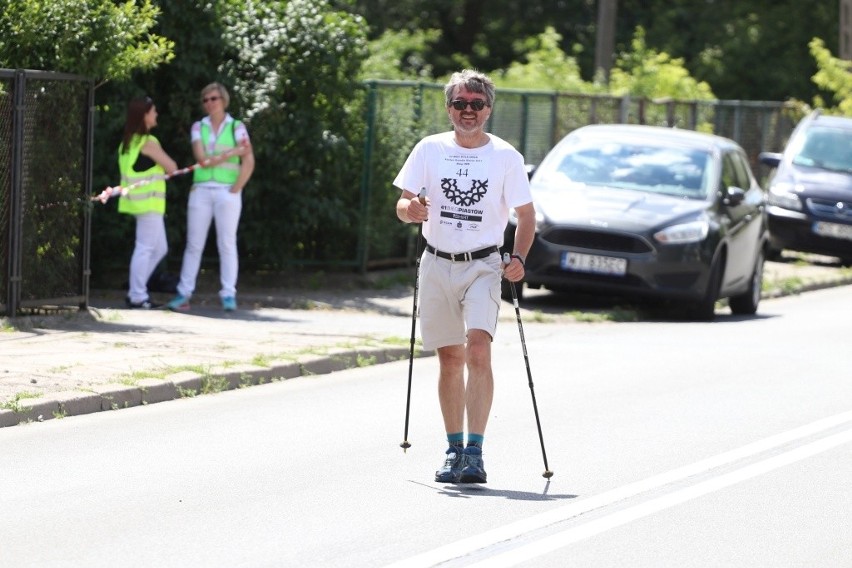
449, 99, 488, 111
202, 95, 221, 103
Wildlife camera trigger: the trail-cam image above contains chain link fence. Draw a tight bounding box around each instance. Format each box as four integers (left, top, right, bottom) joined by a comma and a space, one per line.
0, 73, 799, 298
359, 80, 803, 269
0, 69, 93, 316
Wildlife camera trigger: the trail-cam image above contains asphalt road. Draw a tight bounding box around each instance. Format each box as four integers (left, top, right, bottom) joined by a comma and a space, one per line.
1, 284, 850, 567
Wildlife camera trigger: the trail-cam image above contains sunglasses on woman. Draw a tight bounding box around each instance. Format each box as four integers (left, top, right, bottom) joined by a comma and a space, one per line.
449, 99, 488, 111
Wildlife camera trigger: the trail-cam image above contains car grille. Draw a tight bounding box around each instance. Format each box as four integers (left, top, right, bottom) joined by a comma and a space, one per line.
541, 227, 653, 253
807, 198, 852, 221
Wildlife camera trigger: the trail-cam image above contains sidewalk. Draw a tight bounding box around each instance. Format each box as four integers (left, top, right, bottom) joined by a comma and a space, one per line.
2, 255, 851, 427
0, 282, 424, 427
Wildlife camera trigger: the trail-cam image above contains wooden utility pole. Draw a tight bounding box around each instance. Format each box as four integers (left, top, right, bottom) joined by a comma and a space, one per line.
595, 0, 618, 81
842, 0, 851, 60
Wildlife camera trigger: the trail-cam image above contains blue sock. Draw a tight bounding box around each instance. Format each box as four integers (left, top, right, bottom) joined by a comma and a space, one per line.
467, 433, 484, 449
447, 432, 464, 449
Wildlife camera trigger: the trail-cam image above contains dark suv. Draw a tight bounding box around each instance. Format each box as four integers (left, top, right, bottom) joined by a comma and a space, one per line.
759, 111, 852, 265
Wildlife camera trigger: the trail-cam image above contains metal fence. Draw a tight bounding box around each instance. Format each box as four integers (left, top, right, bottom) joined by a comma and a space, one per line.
0, 69, 94, 316
0, 74, 799, 297
358, 80, 802, 269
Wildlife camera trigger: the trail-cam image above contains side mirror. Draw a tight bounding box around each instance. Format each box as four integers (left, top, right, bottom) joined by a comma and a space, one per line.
723, 186, 746, 206
758, 152, 782, 168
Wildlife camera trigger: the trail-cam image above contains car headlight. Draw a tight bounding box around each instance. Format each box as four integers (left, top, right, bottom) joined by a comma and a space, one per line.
654, 219, 710, 244
767, 182, 803, 211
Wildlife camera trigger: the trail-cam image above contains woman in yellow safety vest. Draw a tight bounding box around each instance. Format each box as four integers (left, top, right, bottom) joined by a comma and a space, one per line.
118, 96, 178, 309
167, 82, 255, 312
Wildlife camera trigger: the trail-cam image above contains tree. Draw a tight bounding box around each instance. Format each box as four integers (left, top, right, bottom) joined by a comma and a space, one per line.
809, 37, 852, 115
348, 0, 839, 102
495, 27, 600, 93
618, 0, 838, 101
218, 0, 370, 265
609, 27, 715, 100
0, 0, 173, 85
360, 28, 441, 80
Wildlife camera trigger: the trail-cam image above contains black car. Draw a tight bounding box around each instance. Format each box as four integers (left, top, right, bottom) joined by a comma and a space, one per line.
504, 124, 768, 320
759, 111, 852, 265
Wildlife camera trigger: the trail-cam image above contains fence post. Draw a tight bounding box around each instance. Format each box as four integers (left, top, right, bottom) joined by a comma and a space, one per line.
619, 95, 630, 123
80, 79, 95, 309
550, 93, 559, 147
519, 94, 529, 159
6, 70, 26, 316
357, 81, 378, 274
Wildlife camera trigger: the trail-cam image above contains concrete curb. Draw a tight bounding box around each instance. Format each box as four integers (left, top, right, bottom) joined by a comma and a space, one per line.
761, 274, 852, 299
0, 346, 430, 428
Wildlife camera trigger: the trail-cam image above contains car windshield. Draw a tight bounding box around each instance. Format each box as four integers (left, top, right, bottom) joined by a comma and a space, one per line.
537, 140, 713, 199
791, 126, 852, 173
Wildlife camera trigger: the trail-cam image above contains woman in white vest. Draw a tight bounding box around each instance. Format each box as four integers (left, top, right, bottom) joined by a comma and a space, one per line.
168, 82, 255, 312
118, 96, 178, 309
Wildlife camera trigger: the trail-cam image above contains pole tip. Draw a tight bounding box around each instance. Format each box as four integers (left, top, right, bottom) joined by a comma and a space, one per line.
400, 441, 411, 452
542, 470, 554, 479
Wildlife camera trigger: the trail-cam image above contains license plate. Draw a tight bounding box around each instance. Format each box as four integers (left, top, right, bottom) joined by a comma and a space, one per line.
561, 251, 627, 276
813, 221, 852, 242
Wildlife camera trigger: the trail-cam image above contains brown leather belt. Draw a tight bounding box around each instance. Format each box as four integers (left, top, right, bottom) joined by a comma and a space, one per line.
425, 244, 499, 262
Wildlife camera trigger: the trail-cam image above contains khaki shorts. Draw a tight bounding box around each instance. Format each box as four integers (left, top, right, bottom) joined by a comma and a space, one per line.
418, 251, 503, 351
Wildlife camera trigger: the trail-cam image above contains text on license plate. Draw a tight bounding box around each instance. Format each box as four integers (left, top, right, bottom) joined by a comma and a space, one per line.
813, 221, 852, 242
561, 252, 627, 276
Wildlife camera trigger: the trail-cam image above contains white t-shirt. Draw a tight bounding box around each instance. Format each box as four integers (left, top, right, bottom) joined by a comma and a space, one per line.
393, 131, 532, 253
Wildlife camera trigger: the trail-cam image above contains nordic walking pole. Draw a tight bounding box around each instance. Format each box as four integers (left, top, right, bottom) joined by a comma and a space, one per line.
503, 252, 554, 478
401, 188, 427, 452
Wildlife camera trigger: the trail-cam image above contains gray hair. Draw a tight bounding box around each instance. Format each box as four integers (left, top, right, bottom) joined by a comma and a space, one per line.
444, 69, 495, 108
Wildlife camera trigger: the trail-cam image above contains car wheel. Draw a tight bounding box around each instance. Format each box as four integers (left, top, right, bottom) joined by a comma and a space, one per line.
728, 249, 765, 315
687, 258, 722, 321
501, 278, 524, 302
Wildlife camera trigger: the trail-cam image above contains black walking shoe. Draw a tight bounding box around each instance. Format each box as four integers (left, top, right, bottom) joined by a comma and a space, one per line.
125, 297, 160, 310
435, 446, 465, 483
459, 446, 487, 483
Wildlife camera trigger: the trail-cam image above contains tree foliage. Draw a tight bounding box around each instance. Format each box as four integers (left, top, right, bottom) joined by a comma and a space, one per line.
360, 28, 441, 81
0, 0, 173, 84
218, 0, 370, 266
621, 0, 838, 102
809, 38, 852, 115
495, 27, 599, 93
350, 0, 840, 103
609, 27, 715, 100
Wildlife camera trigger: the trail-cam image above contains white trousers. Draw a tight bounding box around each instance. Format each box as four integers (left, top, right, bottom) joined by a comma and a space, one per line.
128, 212, 168, 303
177, 186, 242, 299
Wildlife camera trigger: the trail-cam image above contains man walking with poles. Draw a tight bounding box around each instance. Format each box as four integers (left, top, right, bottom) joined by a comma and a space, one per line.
394, 69, 537, 483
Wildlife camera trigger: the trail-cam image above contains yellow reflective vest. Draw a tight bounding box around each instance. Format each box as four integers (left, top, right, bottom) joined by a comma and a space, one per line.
117, 134, 166, 215
193, 120, 241, 185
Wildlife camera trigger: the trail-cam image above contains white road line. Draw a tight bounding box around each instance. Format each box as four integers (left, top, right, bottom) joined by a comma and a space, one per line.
467, 427, 852, 568
385, 410, 852, 568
